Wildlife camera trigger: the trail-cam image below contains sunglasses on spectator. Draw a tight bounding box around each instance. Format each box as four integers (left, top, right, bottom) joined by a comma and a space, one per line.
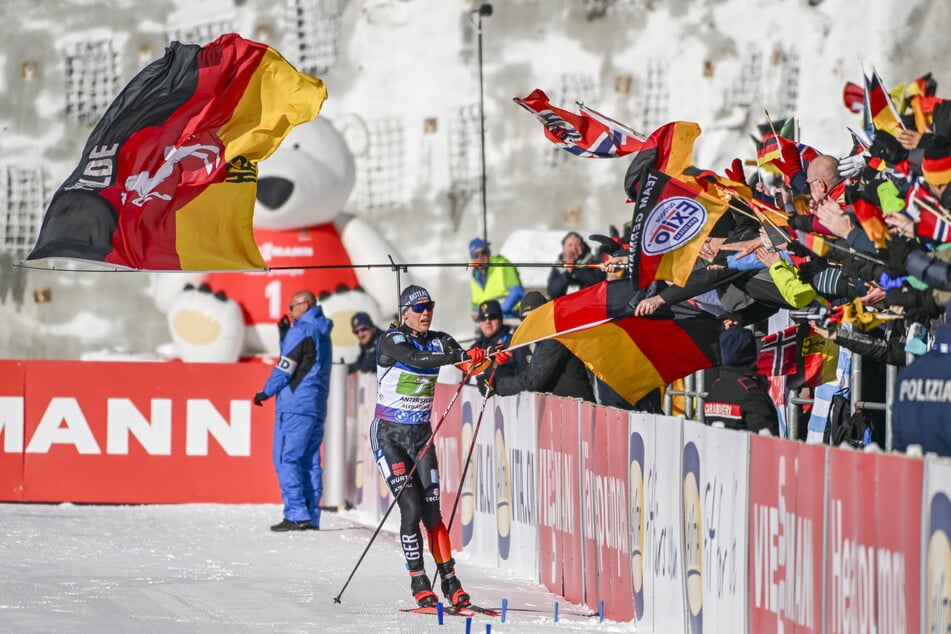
353, 326, 370, 334
479, 314, 502, 322
288, 301, 309, 311
472, 249, 488, 257
411, 301, 435, 313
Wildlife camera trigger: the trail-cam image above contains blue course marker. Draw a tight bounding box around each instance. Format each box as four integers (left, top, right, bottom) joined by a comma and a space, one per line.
436, 601, 444, 625
485, 624, 491, 634
554, 601, 559, 623
465, 616, 472, 634
599, 600, 604, 623
501, 598, 508, 623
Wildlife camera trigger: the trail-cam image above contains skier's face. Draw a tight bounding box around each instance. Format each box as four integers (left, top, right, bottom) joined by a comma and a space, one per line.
403, 301, 434, 332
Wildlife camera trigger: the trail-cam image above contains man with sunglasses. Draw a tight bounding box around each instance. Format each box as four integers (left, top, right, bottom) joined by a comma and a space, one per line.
346, 311, 382, 374
253, 290, 333, 532
470, 299, 517, 380
372, 284, 487, 608
468, 237, 524, 320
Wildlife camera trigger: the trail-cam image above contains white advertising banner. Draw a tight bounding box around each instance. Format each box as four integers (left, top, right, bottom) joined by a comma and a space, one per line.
496, 392, 538, 578
681, 419, 750, 634
322, 364, 348, 508
638, 413, 687, 634
459, 386, 498, 567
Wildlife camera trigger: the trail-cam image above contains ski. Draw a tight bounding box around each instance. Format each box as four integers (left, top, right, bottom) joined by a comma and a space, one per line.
401, 605, 476, 617
460, 604, 501, 617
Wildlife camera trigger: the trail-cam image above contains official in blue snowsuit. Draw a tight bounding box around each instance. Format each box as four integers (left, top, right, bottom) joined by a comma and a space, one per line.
892, 322, 951, 457
253, 290, 333, 531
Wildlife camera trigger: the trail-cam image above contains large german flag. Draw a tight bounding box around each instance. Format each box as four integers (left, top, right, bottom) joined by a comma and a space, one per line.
27, 33, 326, 270
510, 279, 721, 405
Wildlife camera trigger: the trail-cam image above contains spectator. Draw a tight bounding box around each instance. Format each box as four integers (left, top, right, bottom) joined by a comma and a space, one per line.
547, 231, 605, 298
892, 305, 951, 457
488, 292, 595, 402
702, 326, 779, 435
253, 290, 333, 531
468, 237, 524, 320
470, 299, 517, 380
347, 312, 382, 374
372, 285, 486, 607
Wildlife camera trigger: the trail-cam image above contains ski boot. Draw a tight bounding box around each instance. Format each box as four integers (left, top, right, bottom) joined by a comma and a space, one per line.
436, 559, 470, 607
409, 569, 438, 607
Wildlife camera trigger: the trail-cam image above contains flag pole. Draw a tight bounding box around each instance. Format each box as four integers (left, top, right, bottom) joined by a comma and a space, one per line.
505, 317, 613, 353
473, 3, 493, 245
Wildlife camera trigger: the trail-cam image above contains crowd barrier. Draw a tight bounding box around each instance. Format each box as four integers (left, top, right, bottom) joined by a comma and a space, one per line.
1, 360, 949, 632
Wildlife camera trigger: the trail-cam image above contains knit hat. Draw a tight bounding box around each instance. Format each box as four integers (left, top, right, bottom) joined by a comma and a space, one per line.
477, 299, 503, 320
399, 285, 432, 314
921, 138, 951, 187
519, 291, 548, 317
718, 327, 758, 367
350, 312, 373, 332
469, 237, 490, 257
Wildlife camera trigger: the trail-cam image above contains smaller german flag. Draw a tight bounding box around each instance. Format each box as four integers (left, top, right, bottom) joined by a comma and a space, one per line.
798, 232, 831, 257
851, 197, 889, 249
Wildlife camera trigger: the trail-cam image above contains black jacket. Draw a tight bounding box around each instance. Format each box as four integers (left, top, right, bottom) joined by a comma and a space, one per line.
547, 251, 605, 299
347, 326, 383, 374
703, 366, 779, 435
493, 339, 595, 402
471, 325, 517, 380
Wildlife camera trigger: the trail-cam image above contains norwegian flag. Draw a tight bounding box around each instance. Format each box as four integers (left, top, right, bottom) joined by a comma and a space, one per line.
907, 181, 951, 242
756, 325, 800, 377
513, 89, 646, 158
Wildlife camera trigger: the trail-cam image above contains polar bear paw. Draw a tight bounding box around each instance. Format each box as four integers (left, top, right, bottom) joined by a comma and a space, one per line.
167, 284, 245, 363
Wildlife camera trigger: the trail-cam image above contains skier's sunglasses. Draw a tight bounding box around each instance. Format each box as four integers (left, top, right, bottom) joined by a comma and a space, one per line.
410, 301, 435, 313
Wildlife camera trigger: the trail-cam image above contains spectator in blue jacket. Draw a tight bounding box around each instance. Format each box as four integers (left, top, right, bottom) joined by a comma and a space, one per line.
253, 290, 333, 531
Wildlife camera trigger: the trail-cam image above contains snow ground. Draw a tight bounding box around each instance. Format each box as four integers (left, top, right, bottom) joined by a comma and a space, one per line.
0, 503, 634, 633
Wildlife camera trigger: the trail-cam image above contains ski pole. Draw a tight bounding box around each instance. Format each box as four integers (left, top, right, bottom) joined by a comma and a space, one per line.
446, 364, 498, 533
333, 372, 472, 604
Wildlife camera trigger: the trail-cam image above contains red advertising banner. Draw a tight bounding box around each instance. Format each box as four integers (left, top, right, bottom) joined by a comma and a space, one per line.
579, 401, 598, 610
748, 435, 826, 634
826, 449, 876, 634
595, 406, 634, 622
537, 394, 583, 603
873, 452, 922, 634
433, 382, 463, 549
0, 360, 26, 500
18, 360, 279, 503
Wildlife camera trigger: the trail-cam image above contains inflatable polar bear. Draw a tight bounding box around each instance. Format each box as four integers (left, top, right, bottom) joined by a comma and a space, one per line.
151, 117, 410, 363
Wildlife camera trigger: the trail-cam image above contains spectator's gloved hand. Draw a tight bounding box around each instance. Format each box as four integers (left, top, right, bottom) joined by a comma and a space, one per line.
725, 157, 745, 183
905, 293, 943, 323
253, 391, 269, 406
837, 152, 869, 180
788, 213, 814, 233
884, 235, 919, 277
771, 140, 803, 182
476, 374, 495, 398
885, 286, 927, 308
840, 253, 884, 281
869, 131, 909, 165
277, 315, 291, 341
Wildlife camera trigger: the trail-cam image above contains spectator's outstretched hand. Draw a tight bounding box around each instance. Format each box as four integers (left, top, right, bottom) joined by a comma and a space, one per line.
816, 200, 854, 239
838, 153, 868, 180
